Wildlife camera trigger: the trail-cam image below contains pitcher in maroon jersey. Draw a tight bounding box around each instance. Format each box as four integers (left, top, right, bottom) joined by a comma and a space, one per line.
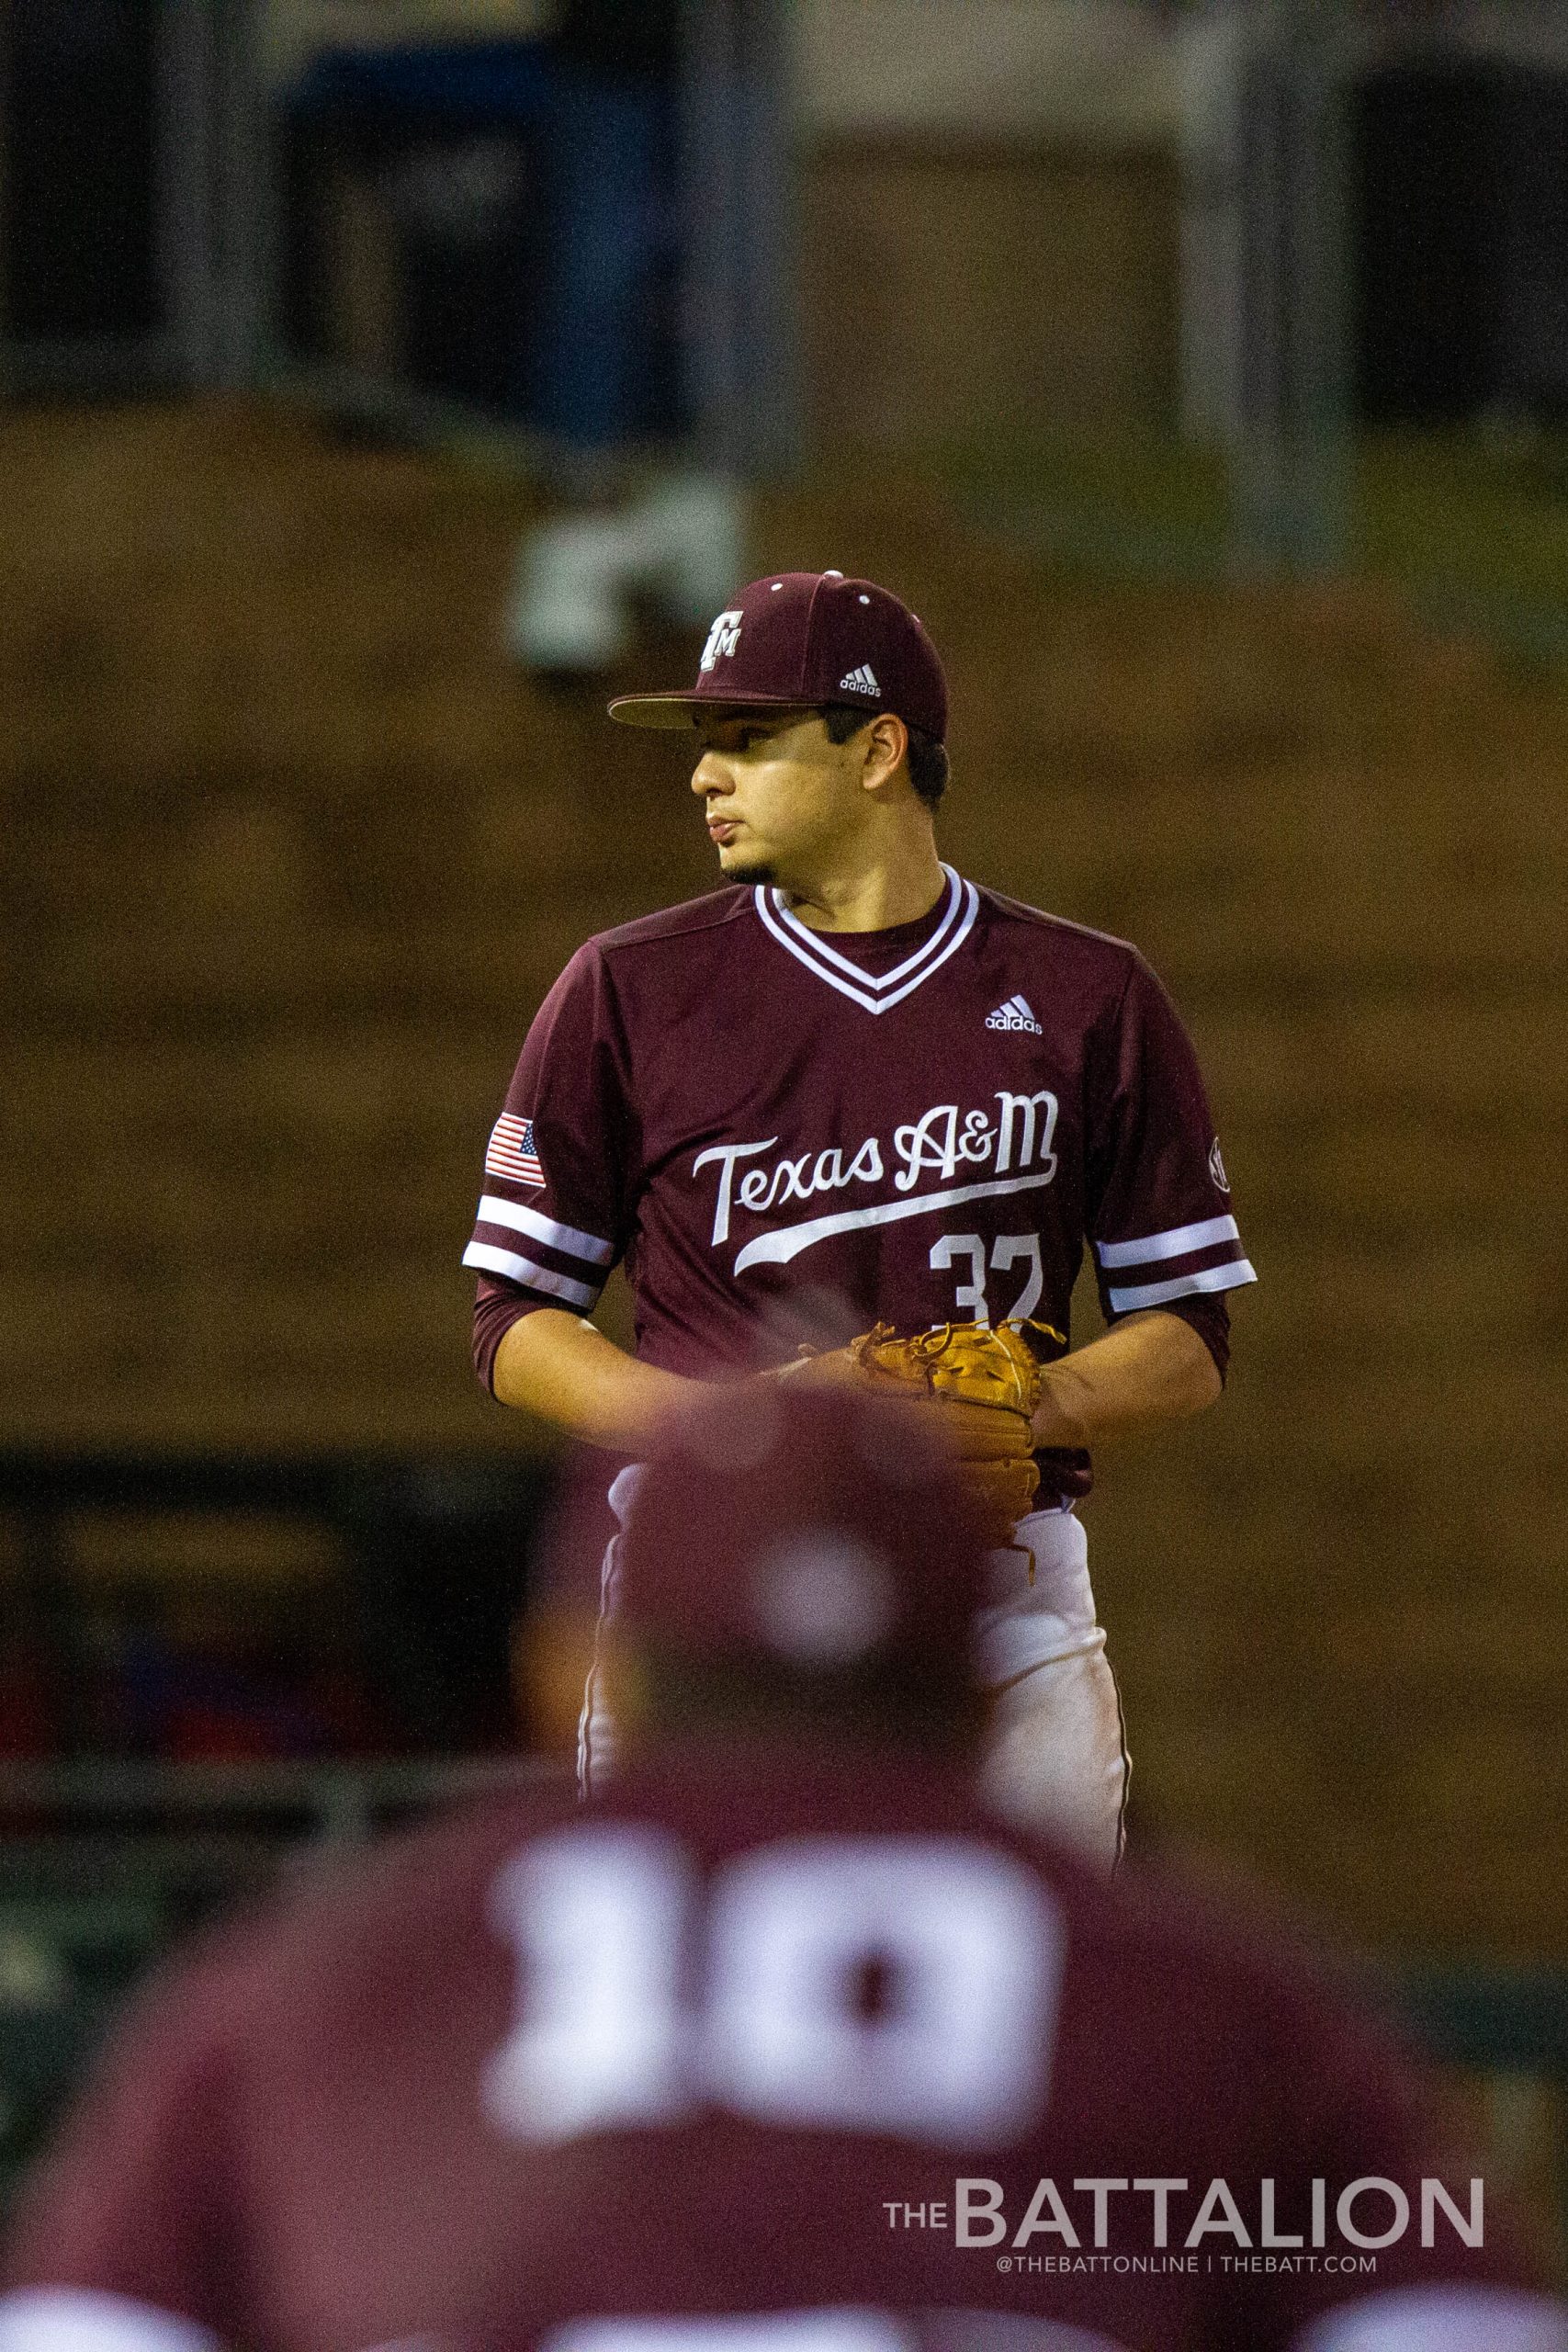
3, 1387, 1560, 2352
464, 570, 1258, 1860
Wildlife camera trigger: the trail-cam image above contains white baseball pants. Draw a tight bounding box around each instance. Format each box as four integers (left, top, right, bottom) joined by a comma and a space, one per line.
578, 1475, 1128, 1872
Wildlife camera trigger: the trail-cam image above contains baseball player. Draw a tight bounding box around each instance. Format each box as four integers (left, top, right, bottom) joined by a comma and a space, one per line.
464, 570, 1258, 1861
2, 1387, 1560, 2352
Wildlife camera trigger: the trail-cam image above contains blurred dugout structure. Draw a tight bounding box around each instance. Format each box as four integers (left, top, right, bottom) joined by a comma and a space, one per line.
1, 0, 789, 667
2, 0, 1567, 2272
1, 0, 795, 446
0, 0, 792, 1739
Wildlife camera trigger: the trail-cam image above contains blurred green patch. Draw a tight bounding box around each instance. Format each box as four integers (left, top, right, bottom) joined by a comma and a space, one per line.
1359, 430, 1568, 615
914, 425, 1568, 665
936, 429, 1235, 582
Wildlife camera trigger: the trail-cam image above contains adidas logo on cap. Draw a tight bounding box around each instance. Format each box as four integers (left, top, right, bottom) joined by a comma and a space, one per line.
986, 994, 1043, 1035
839, 664, 881, 696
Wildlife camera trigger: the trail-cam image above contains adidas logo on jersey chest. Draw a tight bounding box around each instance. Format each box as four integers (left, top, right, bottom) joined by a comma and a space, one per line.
986, 995, 1043, 1034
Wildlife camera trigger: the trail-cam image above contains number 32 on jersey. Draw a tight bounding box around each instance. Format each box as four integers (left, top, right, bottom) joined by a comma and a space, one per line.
483, 1828, 1065, 2148
931, 1230, 1043, 1323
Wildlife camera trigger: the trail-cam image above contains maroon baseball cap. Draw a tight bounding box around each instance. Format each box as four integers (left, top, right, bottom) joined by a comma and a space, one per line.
612, 1383, 985, 1681
607, 570, 949, 744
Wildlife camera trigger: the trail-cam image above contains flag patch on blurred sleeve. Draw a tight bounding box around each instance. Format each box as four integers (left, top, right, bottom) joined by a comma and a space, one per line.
485, 1114, 546, 1188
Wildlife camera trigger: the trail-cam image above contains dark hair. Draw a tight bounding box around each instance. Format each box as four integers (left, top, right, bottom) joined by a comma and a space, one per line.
822, 704, 950, 809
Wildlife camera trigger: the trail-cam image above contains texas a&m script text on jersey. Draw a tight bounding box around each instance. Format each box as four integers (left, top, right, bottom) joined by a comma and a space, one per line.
466, 870, 1256, 1408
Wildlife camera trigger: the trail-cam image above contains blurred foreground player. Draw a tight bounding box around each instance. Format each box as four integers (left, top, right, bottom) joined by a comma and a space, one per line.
3, 1389, 1563, 2352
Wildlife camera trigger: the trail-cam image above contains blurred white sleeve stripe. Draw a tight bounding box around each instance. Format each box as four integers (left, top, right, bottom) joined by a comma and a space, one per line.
1293, 2282, 1568, 2351
0, 2290, 221, 2352
461, 1241, 600, 1309
1106, 1260, 1257, 1314
474, 1195, 614, 1266
1095, 1214, 1240, 1267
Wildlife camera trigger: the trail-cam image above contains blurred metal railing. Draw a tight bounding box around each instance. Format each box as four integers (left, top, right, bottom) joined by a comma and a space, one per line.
0, 1748, 568, 2210
0, 1754, 563, 1845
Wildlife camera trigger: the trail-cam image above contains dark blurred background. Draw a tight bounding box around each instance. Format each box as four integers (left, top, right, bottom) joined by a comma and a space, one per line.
1, 0, 1565, 2267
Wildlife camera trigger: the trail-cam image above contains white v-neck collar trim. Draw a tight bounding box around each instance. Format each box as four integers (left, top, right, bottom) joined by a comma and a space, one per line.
768, 864, 964, 987
753, 865, 980, 1014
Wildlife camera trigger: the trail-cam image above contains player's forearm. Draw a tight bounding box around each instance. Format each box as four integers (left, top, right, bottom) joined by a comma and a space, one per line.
1031, 1309, 1222, 1450
492, 1307, 698, 1453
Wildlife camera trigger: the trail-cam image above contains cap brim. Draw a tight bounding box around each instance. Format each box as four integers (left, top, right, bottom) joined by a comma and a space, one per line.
606, 692, 817, 730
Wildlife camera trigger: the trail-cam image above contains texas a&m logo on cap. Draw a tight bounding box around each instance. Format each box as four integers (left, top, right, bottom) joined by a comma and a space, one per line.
700, 609, 745, 672
609, 570, 949, 742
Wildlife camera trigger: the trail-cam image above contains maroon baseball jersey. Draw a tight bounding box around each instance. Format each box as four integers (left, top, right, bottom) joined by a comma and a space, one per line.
465, 874, 1254, 1409
4, 1747, 1556, 2352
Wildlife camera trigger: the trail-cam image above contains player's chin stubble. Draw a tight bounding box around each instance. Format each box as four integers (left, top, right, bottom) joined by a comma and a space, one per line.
719, 853, 776, 887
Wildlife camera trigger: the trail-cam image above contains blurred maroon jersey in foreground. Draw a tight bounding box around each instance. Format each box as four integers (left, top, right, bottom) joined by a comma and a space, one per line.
3, 1390, 1562, 2352
2, 1749, 1562, 2352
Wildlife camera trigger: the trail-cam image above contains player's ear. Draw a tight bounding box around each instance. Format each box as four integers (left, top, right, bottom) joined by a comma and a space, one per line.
861, 712, 909, 795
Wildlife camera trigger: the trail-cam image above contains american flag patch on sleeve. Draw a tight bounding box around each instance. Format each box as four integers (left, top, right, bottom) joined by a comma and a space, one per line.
484, 1114, 546, 1189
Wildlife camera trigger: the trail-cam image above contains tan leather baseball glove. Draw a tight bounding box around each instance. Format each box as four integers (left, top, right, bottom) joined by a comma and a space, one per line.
782, 1319, 1063, 1551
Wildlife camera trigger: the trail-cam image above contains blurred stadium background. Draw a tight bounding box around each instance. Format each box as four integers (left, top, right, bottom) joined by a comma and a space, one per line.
1, 0, 1565, 2273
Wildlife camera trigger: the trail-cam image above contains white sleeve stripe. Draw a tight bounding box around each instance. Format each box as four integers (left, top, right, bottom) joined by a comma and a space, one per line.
0, 2290, 222, 2352
1095, 1213, 1240, 1267
474, 1193, 615, 1265
1293, 2282, 1568, 2350
462, 1241, 601, 1309
1107, 1260, 1257, 1314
